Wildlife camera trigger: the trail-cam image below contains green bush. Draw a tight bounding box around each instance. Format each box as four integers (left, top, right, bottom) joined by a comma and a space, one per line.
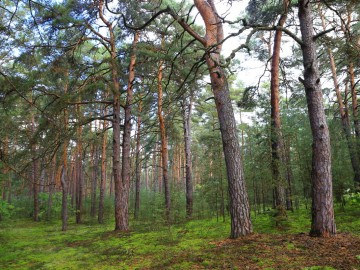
344, 192, 360, 205
0, 199, 14, 221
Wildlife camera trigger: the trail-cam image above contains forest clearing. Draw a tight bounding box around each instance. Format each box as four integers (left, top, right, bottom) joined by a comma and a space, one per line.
1, 0, 360, 269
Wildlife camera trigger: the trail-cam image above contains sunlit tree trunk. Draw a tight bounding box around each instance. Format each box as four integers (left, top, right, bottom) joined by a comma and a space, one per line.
270, 0, 289, 215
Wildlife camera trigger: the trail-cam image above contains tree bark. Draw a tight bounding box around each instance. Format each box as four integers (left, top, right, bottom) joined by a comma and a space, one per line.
120, 30, 140, 229
134, 99, 142, 220
157, 55, 171, 221
270, 0, 289, 215
98, 107, 108, 224
298, 0, 336, 237
30, 109, 39, 222
193, 0, 252, 238
90, 143, 97, 218
181, 95, 193, 218
75, 107, 83, 224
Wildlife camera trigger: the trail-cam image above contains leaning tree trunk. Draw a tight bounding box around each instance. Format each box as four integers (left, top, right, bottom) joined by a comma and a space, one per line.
270, 0, 289, 215
298, 0, 336, 237
193, 0, 252, 238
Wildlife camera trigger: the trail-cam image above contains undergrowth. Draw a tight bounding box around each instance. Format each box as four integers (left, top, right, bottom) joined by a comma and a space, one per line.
0, 204, 359, 269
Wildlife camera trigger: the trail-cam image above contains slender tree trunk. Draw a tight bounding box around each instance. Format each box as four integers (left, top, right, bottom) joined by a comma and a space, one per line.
284, 138, 294, 211
134, 100, 142, 220
75, 105, 83, 224
193, 0, 252, 238
30, 111, 39, 222
298, 0, 336, 237
320, 10, 360, 185
113, 95, 123, 230
32, 160, 39, 222
47, 158, 56, 221
90, 144, 98, 218
181, 95, 193, 218
157, 50, 171, 220
343, 6, 360, 142
270, 0, 289, 216
145, 159, 149, 190
60, 150, 68, 231
152, 139, 158, 192
98, 109, 108, 224
61, 165, 68, 231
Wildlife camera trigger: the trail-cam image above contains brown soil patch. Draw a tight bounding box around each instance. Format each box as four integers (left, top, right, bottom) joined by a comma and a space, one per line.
209, 233, 360, 269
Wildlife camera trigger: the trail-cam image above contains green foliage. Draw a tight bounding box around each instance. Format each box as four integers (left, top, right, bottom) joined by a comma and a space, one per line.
344, 192, 360, 205
0, 200, 14, 221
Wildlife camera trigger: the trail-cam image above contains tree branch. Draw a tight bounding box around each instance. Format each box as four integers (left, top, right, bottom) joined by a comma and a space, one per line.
313, 27, 336, 41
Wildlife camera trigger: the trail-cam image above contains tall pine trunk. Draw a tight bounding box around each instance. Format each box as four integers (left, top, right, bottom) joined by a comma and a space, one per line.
270, 0, 289, 215
120, 31, 140, 230
192, 0, 252, 238
157, 57, 171, 220
298, 0, 336, 237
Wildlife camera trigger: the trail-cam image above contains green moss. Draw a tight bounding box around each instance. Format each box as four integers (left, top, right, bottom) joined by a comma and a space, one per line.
0, 205, 359, 269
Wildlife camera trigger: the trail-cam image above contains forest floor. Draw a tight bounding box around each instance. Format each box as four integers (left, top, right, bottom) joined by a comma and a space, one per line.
1, 206, 360, 269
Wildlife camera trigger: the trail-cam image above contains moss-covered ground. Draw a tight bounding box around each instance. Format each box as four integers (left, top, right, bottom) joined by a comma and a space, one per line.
1, 206, 360, 269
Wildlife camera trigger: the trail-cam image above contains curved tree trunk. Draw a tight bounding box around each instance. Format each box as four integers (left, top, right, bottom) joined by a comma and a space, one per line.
193, 0, 252, 238
298, 0, 336, 237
